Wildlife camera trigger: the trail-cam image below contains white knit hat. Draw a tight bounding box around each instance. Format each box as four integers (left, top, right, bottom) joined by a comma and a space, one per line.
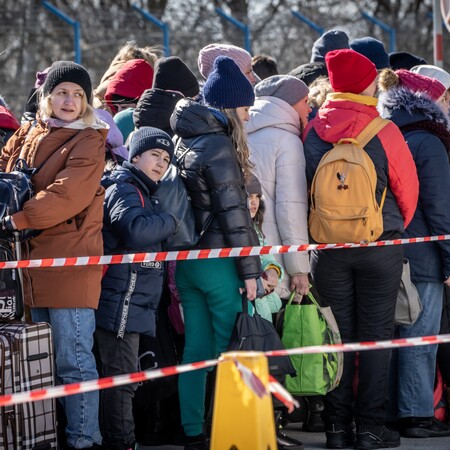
410, 64, 450, 91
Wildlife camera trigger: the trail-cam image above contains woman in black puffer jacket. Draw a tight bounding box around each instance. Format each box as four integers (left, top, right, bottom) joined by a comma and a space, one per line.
170, 56, 261, 450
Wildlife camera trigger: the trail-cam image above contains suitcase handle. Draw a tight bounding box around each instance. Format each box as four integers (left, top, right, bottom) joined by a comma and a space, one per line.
27, 352, 49, 362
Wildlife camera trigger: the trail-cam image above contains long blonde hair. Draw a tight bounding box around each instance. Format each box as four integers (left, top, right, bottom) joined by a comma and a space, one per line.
222, 108, 253, 181
39, 90, 96, 126
111, 41, 160, 67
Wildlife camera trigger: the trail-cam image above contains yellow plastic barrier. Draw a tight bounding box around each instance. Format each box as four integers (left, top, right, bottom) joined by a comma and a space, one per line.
210, 351, 277, 450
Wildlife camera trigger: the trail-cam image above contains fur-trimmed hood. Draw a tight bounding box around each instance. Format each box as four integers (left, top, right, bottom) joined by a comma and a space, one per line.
377, 87, 450, 129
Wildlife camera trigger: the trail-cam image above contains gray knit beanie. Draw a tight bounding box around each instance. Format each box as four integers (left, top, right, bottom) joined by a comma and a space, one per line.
128, 126, 174, 162
254, 75, 309, 106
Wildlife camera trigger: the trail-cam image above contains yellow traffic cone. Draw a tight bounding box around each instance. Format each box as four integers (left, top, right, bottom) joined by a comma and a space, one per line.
210, 351, 277, 450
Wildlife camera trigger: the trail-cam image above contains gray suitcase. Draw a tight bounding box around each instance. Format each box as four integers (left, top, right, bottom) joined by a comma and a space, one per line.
0, 321, 57, 449
0, 234, 57, 449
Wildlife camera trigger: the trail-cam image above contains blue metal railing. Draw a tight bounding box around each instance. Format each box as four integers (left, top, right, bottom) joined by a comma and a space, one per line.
41, 1, 81, 63
215, 7, 251, 53
290, 10, 324, 35
361, 10, 396, 53
132, 4, 170, 56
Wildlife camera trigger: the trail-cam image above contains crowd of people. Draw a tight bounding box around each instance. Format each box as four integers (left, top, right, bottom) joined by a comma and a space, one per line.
1, 27, 450, 450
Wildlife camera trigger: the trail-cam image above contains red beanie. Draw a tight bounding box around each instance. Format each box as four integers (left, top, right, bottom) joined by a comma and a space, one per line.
104, 59, 154, 112
326, 49, 378, 94
396, 69, 446, 101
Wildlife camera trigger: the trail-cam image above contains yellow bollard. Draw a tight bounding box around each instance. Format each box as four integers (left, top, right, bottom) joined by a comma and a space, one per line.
210, 351, 277, 450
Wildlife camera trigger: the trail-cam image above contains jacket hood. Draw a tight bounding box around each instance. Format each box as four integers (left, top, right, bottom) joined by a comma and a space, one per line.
312, 92, 379, 143
133, 88, 183, 135
377, 87, 450, 128
107, 162, 159, 196
170, 98, 227, 139
0, 105, 20, 131
246, 96, 301, 136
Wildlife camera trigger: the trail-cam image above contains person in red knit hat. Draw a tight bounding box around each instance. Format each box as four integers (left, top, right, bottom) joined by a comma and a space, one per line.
303, 49, 419, 450
104, 59, 154, 115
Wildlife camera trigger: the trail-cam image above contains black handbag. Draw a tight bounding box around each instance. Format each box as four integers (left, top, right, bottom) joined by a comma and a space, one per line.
0, 158, 39, 242
227, 293, 296, 380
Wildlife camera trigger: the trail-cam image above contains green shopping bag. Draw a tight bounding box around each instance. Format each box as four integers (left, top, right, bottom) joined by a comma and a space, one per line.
281, 290, 343, 396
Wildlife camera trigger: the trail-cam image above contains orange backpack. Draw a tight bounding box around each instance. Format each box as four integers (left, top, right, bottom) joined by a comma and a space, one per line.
309, 117, 390, 244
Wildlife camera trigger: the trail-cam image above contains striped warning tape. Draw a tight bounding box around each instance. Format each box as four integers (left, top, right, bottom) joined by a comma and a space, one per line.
1, 333, 449, 408
1, 234, 449, 270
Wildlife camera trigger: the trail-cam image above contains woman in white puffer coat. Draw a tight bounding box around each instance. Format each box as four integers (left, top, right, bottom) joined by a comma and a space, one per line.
246, 75, 311, 299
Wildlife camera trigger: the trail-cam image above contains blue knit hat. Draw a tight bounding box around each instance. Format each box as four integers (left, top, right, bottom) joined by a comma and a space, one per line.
350, 37, 389, 70
203, 56, 255, 108
310, 29, 350, 63
128, 126, 174, 162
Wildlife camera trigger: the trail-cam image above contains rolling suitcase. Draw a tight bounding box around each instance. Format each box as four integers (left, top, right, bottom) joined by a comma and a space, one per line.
0, 234, 57, 449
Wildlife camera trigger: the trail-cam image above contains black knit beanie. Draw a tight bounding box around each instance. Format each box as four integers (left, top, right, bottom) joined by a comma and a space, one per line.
153, 56, 200, 98
42, 61, 93, 103
128, 126, 175, 162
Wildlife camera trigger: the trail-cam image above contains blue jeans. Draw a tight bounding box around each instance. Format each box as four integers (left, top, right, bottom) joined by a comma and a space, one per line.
390, 281, 444, 419
32, 307, 102, 448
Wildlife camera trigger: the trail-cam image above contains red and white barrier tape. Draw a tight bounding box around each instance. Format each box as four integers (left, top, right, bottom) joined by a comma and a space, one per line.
1, 333, 449, 408
1, 234, 449, 270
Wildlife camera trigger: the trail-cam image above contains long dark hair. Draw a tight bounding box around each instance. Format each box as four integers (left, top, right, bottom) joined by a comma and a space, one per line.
252, 195, 265, 238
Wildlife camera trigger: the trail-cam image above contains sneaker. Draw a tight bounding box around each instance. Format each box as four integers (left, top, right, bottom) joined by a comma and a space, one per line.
355, 424, 400, 449
184, 434, 208, 450
325, 423, 355, 449
402, 417, 450, 438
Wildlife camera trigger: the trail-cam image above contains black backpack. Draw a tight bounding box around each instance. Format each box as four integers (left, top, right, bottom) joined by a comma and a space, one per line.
0, 158, 38, 242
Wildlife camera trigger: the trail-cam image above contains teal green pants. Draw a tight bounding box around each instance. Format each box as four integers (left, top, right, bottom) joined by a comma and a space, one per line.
176, 257, 244, 436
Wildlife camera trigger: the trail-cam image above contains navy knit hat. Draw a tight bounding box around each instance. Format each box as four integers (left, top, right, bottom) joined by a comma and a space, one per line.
389, 51, 427, 70
42, 61, 92, 103
128, 126, 175, 162
203, 56, 255, 109
350, 37, 389, 70
310, 29, 350, 63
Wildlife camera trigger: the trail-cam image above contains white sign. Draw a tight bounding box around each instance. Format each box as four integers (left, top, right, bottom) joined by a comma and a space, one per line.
441, 0, 450, 33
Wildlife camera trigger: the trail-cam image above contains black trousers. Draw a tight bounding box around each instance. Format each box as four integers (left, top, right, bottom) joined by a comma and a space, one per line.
311, 243, 403, 426
96, 328, 140, 449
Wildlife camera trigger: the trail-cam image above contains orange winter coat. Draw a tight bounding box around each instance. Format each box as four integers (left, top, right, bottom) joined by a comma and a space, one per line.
0, 118, 107, 309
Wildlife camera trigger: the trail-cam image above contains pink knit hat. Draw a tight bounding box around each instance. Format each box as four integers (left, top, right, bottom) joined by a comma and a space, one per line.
198, 43, 252, 79
396, 69, 446, 101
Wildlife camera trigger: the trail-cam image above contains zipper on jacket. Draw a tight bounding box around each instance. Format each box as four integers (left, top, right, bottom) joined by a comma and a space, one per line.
117, 270, 137, 339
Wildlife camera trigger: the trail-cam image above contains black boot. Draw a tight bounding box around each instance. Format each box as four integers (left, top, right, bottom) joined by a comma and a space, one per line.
303, 396, 325, 432
355, 424, 400, 449
401, 417, 450, 438
184, 434, 208, 450
325, 423, 355, 449
275, 410, 304, 450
